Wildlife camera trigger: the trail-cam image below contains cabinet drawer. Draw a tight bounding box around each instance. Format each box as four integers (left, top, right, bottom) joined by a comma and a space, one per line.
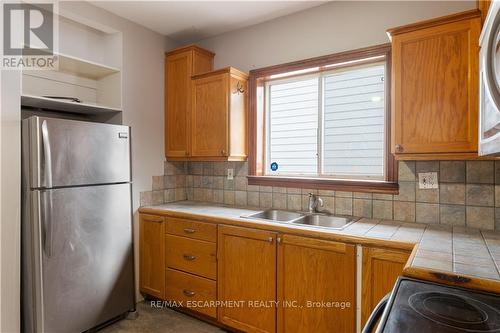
165, 268, 217, 318
166, 217, 216, 242
165, 234, 217, 279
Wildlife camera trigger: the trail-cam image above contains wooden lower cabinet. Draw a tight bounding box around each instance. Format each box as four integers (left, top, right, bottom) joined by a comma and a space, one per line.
277, 235, 356, 333
218, 225, 278, 333
165, 234, 217, 279
139, 214, 414, 333
165, 268, 217, 318
165, 217, 217, 242
139, 214, 165, 299
361, 247, 411, 327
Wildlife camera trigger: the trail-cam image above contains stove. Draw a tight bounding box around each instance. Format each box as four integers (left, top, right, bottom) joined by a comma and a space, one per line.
368, 278, 500, 333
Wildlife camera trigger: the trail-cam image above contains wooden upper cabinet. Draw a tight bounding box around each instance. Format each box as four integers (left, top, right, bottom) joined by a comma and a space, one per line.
361, 247, 410, 328
388, 10, 481, 159
139, 214, 165, 299
165, 45, 214, 159
277, 235, 356, 333
191, 67, 248, 161
218, 225, 277, 333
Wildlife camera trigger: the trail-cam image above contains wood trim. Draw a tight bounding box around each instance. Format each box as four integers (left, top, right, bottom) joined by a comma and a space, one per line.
385, 49, 397, 181
403, 265, 500, 295
247, 176, 399, 194
395, 153, 499, 160
165, 44, 215, 57
248, 75, 257, 175
281, 234, 347, 253
192, 66, 249, 80
248, 44, 397, 190
165, 156, 248, 162
249, 43, 391, 78
386, 9, 481, 37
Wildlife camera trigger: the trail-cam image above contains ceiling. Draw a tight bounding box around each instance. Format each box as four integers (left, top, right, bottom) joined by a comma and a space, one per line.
90, 1, 326, 43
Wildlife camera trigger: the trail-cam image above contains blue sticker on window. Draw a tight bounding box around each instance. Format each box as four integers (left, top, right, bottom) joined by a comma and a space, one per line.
270, 162, 278, 171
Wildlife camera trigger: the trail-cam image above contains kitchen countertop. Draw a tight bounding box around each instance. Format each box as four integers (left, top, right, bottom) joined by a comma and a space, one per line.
139, 201, 500, 294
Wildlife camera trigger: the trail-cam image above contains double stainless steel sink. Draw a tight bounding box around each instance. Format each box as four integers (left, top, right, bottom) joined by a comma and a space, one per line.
241, 209, 358, 230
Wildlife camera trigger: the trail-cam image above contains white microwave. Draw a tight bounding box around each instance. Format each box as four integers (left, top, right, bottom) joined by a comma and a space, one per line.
480, 0, 500, 155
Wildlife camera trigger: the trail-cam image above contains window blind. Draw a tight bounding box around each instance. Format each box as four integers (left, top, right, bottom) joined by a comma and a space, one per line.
265, 62, 386, 180
268, 78, 319, 175
323, 64, 385, 179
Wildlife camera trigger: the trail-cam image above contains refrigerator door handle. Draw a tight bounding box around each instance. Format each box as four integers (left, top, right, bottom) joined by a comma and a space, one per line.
40, 191, 53, 258
41, 120, 53, 188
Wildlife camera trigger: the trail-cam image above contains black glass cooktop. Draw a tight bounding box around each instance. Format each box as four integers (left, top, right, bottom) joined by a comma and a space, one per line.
379, 279, 500, 333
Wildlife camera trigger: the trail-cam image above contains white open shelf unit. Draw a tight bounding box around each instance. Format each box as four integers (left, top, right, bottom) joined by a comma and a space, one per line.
21, 52, 122, 115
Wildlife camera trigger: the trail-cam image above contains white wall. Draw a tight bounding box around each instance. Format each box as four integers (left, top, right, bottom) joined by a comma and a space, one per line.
0, 2, 178, 331
0, 69, 22, 333
197, 1, 476, 72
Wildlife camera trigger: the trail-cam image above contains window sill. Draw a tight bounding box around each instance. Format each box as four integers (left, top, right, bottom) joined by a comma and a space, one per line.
247, 176, 399, 194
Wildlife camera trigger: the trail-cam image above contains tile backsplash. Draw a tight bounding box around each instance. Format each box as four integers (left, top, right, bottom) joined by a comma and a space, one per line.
141, 160, 500, 231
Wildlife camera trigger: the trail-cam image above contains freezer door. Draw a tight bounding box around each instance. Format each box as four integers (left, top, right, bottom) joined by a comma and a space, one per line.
24, 116, 130, 188
32, 184, 134, 333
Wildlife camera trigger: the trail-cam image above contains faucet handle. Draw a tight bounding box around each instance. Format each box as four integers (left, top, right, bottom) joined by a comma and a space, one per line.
317, 197, 324, 207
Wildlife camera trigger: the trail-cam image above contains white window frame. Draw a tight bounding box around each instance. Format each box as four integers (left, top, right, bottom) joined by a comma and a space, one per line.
264, 60, 387, 181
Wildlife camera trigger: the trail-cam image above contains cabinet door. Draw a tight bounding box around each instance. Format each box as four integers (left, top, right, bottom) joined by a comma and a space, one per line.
165, 269, 217, 318
139, 214, 165, 299
277, 235, 356, 333
165, 51, 192, 158
192, 50, 214, 76
392, 17, 480, 155
191, 73, 229, 157
218, 225, 277, 333
361, 247, 410, 326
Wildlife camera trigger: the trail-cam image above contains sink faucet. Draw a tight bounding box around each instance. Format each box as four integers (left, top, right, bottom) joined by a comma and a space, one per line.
308, 193, 324, 213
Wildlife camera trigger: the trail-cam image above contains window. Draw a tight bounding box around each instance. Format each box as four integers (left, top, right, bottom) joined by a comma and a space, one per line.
248, 44, 397, 193
266, 62, 386, 180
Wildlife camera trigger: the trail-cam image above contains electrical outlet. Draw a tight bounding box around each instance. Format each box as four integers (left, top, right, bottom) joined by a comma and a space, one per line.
418, 172, 438, 189
227, 168, 234, 180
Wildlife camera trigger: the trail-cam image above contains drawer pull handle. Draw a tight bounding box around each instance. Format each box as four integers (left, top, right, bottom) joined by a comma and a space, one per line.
183, 228, 196, 234
183, 289, 195, 297
183, 254, 196, 261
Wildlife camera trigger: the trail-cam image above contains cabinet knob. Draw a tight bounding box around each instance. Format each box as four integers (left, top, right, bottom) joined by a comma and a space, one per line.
183, 254, 196, 261
268, 237, 274, 243
395, 144, 404, 153
277, 237, 282, 244
183, 228, 196, 234
221, 149, 226, 156
183, 289, 195, 297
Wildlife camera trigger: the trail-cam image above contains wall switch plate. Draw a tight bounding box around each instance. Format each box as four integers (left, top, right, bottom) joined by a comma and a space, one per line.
227, 168, 234, 180
418, 172, 438, 189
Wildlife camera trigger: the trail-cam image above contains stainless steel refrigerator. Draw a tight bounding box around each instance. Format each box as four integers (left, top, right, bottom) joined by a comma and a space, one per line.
22, 116, 135, 333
